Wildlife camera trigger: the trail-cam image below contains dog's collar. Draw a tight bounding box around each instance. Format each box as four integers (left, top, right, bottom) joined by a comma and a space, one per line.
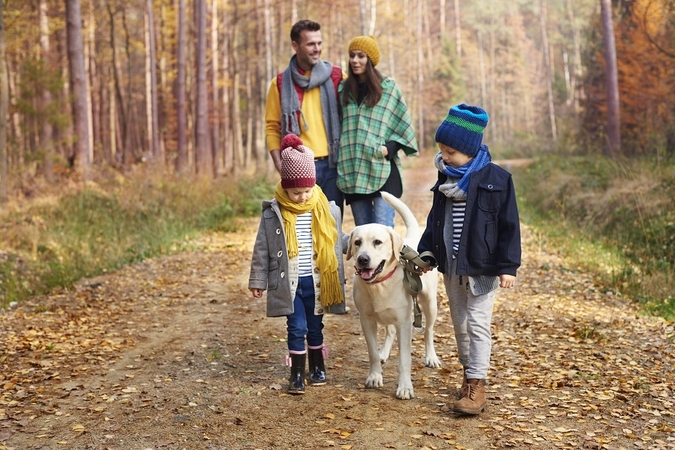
370, 266, 397, 284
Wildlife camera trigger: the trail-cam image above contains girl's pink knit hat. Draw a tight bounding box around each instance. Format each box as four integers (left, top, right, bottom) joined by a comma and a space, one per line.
280, 134, 316, 189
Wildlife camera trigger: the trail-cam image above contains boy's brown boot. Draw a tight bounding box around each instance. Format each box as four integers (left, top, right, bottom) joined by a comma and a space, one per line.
457, 368, 468, 399
454, 379, 486, 415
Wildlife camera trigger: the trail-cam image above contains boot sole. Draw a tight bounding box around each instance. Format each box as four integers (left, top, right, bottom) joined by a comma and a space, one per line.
288, 390, 305, 395
309, 381, 326, 386
453, 403, 486, 415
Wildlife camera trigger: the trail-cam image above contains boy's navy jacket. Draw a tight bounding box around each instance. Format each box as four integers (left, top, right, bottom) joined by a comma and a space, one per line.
418, 163, 521, 277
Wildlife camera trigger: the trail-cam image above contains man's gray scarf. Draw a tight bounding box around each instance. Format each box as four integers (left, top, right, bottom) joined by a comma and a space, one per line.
280, 55, 341, 167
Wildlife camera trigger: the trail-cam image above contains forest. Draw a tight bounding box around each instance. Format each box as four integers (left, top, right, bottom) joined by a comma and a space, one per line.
0, 0, 673, 191
0, 0, 674, 312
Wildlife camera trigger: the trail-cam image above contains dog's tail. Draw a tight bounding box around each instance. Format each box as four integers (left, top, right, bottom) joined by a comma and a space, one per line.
380, 191, 419, 241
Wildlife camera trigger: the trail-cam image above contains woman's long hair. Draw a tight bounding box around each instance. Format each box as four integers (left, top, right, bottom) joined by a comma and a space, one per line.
341, 58, 383, 108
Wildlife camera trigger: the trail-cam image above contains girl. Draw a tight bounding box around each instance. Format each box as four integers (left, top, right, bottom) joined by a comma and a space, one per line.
249, 134, 346, 394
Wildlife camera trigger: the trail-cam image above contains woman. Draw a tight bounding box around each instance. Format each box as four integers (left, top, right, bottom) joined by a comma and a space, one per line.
337, 35, 418, 227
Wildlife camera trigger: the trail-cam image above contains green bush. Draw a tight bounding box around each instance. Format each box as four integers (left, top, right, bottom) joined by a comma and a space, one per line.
516, 154, 675, 320
0, 173, 276, 307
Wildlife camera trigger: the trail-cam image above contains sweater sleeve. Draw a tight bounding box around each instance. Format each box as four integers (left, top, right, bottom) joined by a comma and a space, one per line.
384, 141, 402, 160
265, 78, 282, 152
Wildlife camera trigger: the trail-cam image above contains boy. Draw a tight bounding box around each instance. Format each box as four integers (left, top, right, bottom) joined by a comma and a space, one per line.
418, 104, 521, 414
249, 134, 346, 395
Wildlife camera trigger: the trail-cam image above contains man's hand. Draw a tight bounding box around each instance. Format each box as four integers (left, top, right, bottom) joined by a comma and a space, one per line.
270, 149, 282, 172
250, 288, 263, 298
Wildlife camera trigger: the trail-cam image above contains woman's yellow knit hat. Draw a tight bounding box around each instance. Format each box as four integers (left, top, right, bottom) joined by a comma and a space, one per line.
348, 35, 380, 67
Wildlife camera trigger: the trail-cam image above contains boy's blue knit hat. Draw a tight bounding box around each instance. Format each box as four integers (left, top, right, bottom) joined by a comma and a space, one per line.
435, 104, 489, 157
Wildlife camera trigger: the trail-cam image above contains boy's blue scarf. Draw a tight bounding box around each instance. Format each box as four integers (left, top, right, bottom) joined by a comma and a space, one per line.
435, 144, 492, 198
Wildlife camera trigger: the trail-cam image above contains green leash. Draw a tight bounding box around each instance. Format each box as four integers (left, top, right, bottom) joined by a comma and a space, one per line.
399, 245, 436, 330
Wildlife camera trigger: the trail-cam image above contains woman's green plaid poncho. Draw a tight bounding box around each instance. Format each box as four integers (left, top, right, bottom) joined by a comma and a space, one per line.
337, 78, 418, 195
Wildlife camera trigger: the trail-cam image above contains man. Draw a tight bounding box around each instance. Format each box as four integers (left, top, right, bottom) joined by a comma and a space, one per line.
265, 19, 345, 213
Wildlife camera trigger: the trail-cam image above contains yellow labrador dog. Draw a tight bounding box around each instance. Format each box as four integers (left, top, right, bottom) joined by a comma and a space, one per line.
347, 192, 440, 400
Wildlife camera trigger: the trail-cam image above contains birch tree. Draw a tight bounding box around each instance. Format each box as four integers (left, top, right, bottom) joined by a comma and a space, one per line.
145, 0, 160, 162
66, 0, 92, 178
40, 0, 54, 183
540, 0, 557, 141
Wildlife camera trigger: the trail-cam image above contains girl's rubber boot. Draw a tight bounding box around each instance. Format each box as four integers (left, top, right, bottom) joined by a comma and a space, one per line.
288, 353, 306, 395
307, 346, 326, 386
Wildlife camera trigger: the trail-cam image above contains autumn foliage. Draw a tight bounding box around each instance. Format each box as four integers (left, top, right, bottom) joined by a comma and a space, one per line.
582, 0, 675, 155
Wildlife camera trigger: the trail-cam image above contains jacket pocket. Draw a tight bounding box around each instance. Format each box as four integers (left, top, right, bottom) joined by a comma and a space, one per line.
484, 220, 497, 255
477, 183, 503, 212
268, 258, 279, 290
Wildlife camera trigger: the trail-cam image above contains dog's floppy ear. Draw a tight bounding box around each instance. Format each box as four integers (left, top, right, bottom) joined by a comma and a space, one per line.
346, 231, 355, 260
388, 228, 404, 259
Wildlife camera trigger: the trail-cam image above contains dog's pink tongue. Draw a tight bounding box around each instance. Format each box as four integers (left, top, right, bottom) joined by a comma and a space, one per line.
360, 269, 375, 280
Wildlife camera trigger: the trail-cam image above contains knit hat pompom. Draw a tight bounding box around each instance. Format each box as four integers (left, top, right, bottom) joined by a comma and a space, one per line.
348, 35, 380, 67
280, 134, 316, 189
280, 133, 303, 152
435, 104, 489, 157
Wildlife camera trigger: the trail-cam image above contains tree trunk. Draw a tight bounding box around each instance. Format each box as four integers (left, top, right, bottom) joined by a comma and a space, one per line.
244, 68, 252, 170
566, 0, 584, 110
194, 0, 211, 176
368, 0, 376, 36
416, 0, 425, 149
67, 0, 92, 179
439, 0, 445, 38
107, 4, 127, 167
159, 2, 168, 159
145, 0, 161, 162
176, 0, 188, 172
121, 8, 137, 166
222, 5, 232, 174
454, 0, 461, 58
88, 5, 101, 166
84, 5, 93, 166
0, 0, 8, 202
210, 0, 221, 177
600, 0, 621, 157
478, 30, 486, 106
6, 61, 22, 168
540, 0, 557, 142
359, 0, 367, 35
40, 0, 55, 183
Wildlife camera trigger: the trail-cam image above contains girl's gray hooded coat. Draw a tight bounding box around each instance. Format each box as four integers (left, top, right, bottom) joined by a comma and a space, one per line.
248, 198, 347, 317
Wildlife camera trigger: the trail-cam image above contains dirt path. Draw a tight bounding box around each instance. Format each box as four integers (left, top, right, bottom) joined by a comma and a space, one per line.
1, 156, 674, 450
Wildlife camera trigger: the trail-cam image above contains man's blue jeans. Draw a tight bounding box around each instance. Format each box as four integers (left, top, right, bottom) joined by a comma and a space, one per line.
314, 159, 344, 215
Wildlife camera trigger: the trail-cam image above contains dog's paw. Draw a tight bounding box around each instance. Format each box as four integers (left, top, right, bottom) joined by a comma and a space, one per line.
364, 373, 384, 389
425, 354, 442, 368
396, 384, 415, 400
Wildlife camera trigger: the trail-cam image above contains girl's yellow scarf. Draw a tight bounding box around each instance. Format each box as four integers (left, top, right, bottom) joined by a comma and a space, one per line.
274, 183, 342, 307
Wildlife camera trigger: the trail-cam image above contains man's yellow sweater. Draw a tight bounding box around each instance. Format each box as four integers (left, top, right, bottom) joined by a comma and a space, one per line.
265, 69, 334, 159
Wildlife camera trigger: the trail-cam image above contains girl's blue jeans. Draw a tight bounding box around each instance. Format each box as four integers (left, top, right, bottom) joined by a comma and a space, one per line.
286, 275, 324, 353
